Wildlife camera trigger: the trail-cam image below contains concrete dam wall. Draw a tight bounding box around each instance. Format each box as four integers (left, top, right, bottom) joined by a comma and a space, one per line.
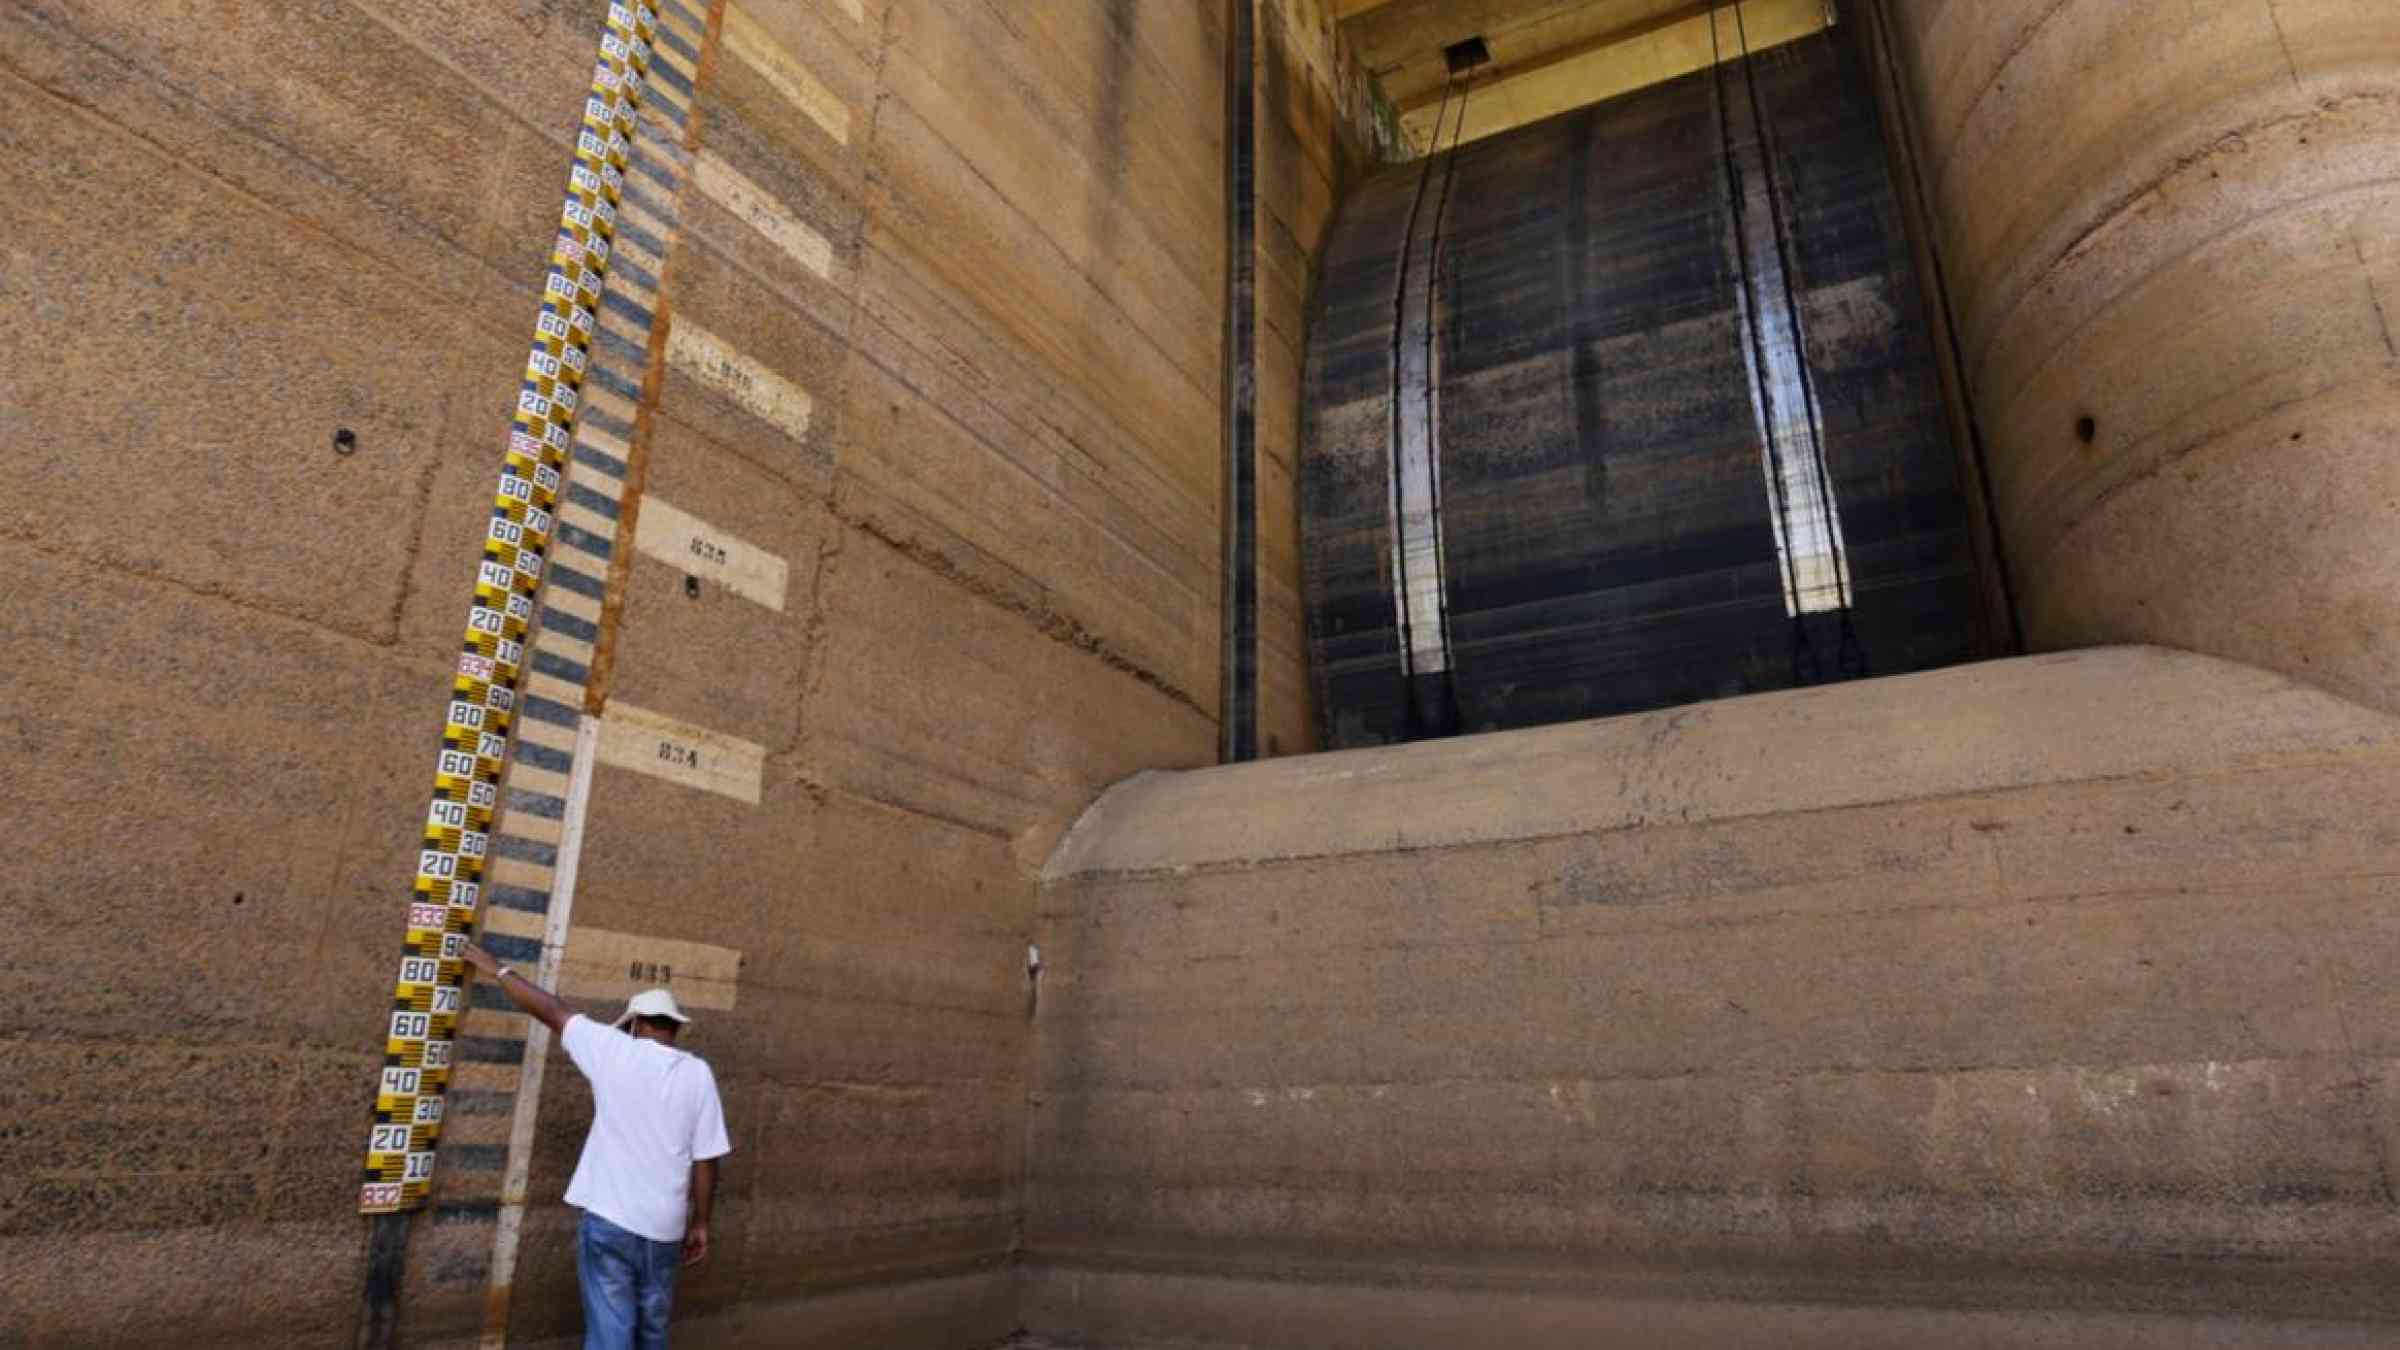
1, 0, 1380, 1344
1026, 647, 2400, 1347
3, 1, 2398, 1347
1882, 1, 2400, 712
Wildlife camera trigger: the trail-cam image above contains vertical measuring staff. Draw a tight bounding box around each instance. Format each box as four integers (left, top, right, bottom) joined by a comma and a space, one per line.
357, 1, 661, 1217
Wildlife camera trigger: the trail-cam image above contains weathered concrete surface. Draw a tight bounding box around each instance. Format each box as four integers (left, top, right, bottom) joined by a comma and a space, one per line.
1019, 1271, 2400, 1350
512, 1276, 1021, 1350
31, 1, 2399, 1347
1027, 647, 2400, 1346
0, 0, 596, 1335
1880, 1, 2400, 714
0, 0, 1379, 1345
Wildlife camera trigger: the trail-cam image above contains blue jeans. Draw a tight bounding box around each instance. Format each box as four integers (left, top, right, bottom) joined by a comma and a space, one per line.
577, 1211, 681, 1350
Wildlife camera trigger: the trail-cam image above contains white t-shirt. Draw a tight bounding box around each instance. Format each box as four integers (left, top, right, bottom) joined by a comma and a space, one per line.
560, 1014, 732, 1243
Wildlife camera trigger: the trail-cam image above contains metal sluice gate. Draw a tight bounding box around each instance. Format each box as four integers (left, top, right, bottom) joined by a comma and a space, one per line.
1300, 11, 1990, 750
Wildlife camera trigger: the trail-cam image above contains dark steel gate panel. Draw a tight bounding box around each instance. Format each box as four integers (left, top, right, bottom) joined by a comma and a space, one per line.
1301, 25, 1981, 749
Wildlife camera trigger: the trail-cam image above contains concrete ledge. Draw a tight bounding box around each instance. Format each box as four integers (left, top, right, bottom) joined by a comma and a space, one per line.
1048, 647, 2400, 878
1031, 647, 2400, 1345
1021, 1264, 2400, 1350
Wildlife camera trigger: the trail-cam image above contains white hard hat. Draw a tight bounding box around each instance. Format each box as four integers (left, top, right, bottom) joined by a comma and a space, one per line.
612, 986, 692, 1031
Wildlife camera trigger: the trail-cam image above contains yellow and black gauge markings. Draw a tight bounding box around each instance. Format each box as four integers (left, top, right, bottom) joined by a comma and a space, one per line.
467, 1, 717, 1333
357, 0, 662, 1217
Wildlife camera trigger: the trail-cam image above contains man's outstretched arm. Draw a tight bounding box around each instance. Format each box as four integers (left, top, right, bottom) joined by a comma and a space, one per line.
458, 941, 573, 1035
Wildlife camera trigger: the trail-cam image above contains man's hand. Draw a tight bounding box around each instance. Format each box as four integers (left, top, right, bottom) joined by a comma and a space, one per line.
685, 1157, 718, 1266
459, 942, 574, 1035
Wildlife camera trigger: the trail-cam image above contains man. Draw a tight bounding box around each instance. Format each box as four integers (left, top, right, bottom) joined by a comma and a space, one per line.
460, 942, 730, 1349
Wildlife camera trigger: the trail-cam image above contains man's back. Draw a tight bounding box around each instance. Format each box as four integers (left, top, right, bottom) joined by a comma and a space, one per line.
458, 954, 730, 1347
561, 1014, 731, 1243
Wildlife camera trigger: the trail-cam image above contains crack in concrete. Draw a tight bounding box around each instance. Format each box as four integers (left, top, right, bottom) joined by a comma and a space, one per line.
384, 454, 445, 647
856, 38, 1220, 412
2266, 0, 2303, 93
332, 0, 599, 158
1049, 754, 2396, 887
1969, 94, 2400, 388
0, 21, 528, 334
2040, 364, 2400, 560
2352, 223, 2399, 361
783, 528, 845, 762
834, 285, 1216, 603
0, 528, 408, 652
1933, 0, 2078, 188
2324, 993, 2399, 1209
2047, 98, 2396, 279
1038, 1048, 2381, 1100
837, 500, 1209, 720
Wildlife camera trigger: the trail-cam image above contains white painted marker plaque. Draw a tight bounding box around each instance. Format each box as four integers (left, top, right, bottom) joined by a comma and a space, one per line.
598, 701, 767, 804
634, 494, 790, 612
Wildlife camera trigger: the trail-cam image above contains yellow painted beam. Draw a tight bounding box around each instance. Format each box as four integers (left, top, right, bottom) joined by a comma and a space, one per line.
1395, 1, 1715, 112
1400, 0, 1833, 154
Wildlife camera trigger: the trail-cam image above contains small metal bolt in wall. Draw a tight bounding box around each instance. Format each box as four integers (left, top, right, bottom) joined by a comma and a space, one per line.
333, 427, 358, 455
684, 574, 702, 599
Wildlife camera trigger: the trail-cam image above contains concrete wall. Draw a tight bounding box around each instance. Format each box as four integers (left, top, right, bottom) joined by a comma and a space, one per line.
3, 2, 630, 1342
1027, 647, 2400, 1347
0, 1, 1382, 1345
1255, 0, 1398, 756
1879, 0, 2400, 713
